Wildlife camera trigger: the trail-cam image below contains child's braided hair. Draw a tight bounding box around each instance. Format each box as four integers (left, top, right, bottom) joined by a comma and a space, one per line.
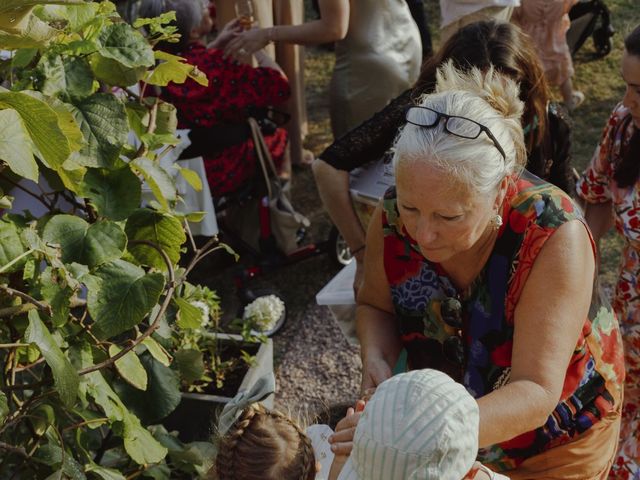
211, 403, 316, 480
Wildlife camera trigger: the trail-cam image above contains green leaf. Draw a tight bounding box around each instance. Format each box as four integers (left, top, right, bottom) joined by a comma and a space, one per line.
114, 353, 181, 424
0, 392, 8, 422
42, 215, 127, 269
0, 91, 70, 169
0, 0, 86, 14
131, 157, 176, 210
177, 166, 202, 192
155, 102, 177, 135
145, 50, 208, 87
175, 348, 205, 383
0, 109, 38, 181
142, 336, 172, 367
0, 218, 27, 273
125, 209, 185, 270
81, 167, 141, 221
184, 211, 207, 222
174, 298, 203, 330
36, 266, 73, 327
25, 310, 79, 407
90, 54, 146, 87
11, 48, 37, 68
39, 3, 100, 32
0, 10, 57, 48
123, 410, 168, 464
36, 54, 93, 99
85, 465, 126, 480
70, 93, 128, 168
96, 23, 154, 69
86, 259, 165, 339
109, 345, 148, 391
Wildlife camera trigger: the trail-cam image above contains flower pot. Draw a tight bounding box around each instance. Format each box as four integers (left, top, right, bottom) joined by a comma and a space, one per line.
163, 333, 274, 442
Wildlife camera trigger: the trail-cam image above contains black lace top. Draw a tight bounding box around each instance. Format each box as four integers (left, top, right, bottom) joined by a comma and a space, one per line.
319, 90, 575, 194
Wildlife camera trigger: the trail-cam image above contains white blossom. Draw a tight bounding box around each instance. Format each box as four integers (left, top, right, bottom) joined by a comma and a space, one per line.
243, 295, 285, 332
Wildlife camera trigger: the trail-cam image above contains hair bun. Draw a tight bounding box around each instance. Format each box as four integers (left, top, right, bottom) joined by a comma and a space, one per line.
435, 60, 524, 121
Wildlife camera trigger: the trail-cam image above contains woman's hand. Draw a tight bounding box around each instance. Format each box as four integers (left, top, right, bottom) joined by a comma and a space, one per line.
360, 353, 393, 395
208, 18, 242, 50
224, 27, 269, 60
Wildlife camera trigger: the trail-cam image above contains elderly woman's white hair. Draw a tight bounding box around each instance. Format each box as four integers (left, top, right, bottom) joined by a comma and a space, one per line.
393, 62, 527, 194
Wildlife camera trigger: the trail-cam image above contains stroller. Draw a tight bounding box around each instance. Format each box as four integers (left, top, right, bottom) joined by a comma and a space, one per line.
567, 0, 614, 58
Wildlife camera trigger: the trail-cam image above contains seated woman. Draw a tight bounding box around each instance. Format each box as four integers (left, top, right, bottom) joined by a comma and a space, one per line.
577, 23, 640, 478
139, 0, 291, 198
356, 64, 624, 478
313, 21, 574, 293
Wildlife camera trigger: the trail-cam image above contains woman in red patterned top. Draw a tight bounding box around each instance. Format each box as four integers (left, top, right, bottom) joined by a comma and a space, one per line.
141, 0, 291, 198
577, 24, 640, 480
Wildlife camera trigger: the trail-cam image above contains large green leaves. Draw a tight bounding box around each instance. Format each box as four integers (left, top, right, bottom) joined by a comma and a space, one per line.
0, 91, 71, 170
24, 310, 79, 407
96, 23, 154, 69
0, 108, 38, 181
145, 51, 208, 87
114, 354, 181, 424
85, 259, 165, 339
42, 215, 126, 269
83, 366, 167, 465
125, 209, 186, 271
131, 157, 177, 210
36, 54, 94, 99
81, 167, 141, 221
70, 93, 128, 168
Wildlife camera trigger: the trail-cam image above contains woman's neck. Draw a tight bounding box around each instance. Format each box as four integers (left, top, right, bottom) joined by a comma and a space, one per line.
440, 225, 499, 292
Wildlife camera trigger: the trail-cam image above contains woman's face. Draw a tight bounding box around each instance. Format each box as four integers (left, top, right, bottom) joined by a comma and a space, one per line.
395, 160, 500, 264
622, 50, 640, 127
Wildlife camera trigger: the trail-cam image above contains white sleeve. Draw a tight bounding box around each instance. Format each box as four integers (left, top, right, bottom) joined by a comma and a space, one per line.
305, 424, 336, 480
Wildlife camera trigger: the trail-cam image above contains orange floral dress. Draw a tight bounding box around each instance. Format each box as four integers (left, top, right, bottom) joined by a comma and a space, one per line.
577, 102, 640, 479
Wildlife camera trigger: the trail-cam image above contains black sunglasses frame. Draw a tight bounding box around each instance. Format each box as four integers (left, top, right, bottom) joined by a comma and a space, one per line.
405, 106, 507, 161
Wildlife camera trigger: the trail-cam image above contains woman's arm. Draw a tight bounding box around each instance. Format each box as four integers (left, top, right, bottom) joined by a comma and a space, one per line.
356, 204, 402, 393
225, 0, 349, 58
312, 159, 366, 292
477, 220, 595, 447
584, 201, 614, 246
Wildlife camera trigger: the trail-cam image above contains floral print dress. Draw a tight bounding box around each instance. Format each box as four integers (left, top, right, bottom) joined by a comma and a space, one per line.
577, 103, 640, 479
382, 172, 624, 474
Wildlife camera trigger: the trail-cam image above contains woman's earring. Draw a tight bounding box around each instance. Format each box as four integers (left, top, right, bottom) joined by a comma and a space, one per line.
493, 214, 503, 230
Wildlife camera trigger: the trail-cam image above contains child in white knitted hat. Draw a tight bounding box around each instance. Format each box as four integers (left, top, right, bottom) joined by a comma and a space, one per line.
328, 369, 509, 480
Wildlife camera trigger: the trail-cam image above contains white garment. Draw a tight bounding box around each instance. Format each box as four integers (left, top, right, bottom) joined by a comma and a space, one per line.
306, 424, 335, 480
439, 0, 520, 27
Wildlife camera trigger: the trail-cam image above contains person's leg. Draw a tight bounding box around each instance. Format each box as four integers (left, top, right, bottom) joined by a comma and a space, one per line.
404, 0, 433, 58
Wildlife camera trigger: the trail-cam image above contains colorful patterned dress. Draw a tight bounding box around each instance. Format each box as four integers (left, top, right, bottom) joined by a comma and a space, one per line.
382, 172, 624, 474
577, 103, 640, 479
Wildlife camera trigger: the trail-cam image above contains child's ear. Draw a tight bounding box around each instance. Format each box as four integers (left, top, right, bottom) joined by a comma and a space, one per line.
316, 461, 322, 473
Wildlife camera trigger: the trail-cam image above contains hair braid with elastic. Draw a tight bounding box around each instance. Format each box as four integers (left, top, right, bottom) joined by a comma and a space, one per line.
214, 404, 261, 480
265, 408, 316, 480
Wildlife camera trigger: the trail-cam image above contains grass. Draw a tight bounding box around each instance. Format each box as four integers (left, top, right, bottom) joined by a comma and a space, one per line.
300, 0, 639, 289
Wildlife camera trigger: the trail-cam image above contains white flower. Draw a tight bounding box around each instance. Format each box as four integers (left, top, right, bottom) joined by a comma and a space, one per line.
191, 300, 211, 328
243, 295, 285, 332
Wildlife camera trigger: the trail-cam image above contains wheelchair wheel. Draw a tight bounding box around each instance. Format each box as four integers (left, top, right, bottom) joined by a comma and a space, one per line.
328, 226, 354, 266
238, 288, 287, 336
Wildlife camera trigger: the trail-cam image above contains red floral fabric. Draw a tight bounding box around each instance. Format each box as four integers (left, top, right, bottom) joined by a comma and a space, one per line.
162, 42, 290, 197
577, 103, 640, 479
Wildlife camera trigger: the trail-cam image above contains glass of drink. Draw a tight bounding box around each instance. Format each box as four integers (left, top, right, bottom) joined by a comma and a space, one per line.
235, 0, 255, 30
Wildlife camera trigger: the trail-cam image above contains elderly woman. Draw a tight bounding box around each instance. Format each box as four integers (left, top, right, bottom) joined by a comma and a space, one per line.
314, 21, 575, 295
354, 64, 624, 478
577, 24, 640, 478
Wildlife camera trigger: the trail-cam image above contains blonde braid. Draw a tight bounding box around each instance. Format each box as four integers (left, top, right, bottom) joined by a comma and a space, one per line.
265, 409, 316, 480
211, 404, 317, 480
214, 404, 261, 480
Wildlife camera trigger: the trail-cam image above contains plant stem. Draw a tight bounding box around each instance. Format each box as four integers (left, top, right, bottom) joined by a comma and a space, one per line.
0, 249, 36, 275
0, 174, 52, 210
0, 285, 52, 316
0, 343, 29, 349
0, 304, 36, 319
0, 441, 28, 458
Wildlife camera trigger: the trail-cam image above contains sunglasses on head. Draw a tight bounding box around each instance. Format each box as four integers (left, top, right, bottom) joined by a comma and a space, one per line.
405, 106, 507, 161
